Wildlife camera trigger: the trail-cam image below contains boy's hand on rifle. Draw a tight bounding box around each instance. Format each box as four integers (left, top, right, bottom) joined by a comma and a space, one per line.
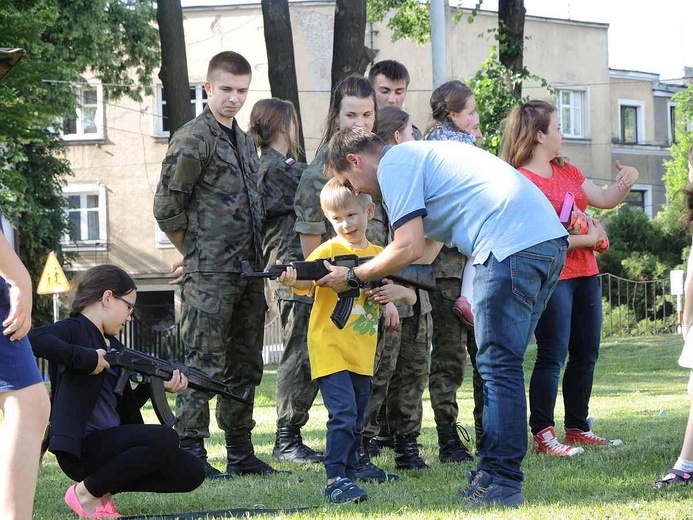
168, 257, 184, 286
278, 264, 298, 287
368, 279, 417, 306
384, 302, 399, 331
164, 369, 189, 393
90, 348, 111, 375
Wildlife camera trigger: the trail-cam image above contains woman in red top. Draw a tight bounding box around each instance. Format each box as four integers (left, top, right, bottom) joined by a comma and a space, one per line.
501, 100, 639, 456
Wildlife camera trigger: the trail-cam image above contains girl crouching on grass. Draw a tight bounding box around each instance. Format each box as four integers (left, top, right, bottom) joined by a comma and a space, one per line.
30, 265, 205, 518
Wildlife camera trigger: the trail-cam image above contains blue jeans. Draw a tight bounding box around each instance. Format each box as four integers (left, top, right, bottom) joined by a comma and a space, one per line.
529, 275, 602, 434
473, 238, 567, 490
318, 370, 371, 480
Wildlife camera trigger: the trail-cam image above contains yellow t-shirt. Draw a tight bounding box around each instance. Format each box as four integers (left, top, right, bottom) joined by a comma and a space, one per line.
299, 238, 383, 380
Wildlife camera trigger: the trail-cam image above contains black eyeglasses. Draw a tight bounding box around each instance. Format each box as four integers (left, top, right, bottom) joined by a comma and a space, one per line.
113, 294, 135, 316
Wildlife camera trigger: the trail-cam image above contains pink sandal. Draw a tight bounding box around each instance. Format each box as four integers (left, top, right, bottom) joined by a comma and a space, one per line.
64, 484, 100, 518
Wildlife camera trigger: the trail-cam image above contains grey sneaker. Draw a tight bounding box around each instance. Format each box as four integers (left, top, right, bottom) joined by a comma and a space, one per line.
463, 471, 524, 507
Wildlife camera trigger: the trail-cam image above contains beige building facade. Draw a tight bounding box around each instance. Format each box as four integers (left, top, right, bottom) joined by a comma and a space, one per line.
57, 1, 681, 326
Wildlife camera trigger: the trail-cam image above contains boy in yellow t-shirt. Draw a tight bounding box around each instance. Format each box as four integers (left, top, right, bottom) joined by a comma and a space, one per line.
279, 178, 416, 503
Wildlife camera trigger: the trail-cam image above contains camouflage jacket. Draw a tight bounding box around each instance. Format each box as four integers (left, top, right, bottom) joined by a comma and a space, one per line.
432, 245, 467, 280
153, 107, 263, 274
258, 147, 311, 302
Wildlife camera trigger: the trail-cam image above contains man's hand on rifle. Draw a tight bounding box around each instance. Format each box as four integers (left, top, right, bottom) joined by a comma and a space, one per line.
316, 260, 350, 293
163, 369, 189, 393
368, 279, 417, 306
90, 348, 111, 375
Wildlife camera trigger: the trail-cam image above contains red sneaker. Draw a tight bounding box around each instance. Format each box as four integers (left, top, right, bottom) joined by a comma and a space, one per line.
532, 426, 584, 457
453, 296, 474, 327
564, 428, 623, 447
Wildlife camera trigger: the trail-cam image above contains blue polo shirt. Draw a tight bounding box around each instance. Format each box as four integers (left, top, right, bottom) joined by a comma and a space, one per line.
377, 141, 567, 265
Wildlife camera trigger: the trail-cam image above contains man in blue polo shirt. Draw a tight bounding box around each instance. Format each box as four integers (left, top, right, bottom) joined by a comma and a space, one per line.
317, 128, 568, 507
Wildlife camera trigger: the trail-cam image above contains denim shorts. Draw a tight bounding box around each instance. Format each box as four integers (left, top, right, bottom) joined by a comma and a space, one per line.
0, 279, 43, 392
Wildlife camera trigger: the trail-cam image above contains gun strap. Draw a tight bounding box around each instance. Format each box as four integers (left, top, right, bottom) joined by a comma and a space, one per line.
120, 505, 317, 519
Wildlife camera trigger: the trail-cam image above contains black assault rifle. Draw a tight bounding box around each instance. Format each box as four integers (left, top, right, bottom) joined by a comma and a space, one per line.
105, 348, 253, 428
241, 255, 436, 329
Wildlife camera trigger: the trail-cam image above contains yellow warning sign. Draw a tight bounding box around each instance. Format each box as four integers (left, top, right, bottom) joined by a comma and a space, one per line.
37, 251, 70, 295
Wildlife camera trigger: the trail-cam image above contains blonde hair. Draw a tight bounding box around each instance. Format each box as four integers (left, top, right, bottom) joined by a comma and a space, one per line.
320, 177, 372, 214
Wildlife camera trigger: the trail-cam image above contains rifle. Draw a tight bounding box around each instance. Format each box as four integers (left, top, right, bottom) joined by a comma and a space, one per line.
104, 348, 253, 428
241, 255, 436, 329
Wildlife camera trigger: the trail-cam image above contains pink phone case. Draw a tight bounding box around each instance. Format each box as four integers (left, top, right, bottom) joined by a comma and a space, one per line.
559, 192, 575, 225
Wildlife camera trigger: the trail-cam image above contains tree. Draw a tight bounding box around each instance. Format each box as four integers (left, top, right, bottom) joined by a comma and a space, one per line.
497, 0, 525, 98
0, 0, 160, 323
332, 0, 377, 92
157, 0, 194, 137
260, 0, 306, 161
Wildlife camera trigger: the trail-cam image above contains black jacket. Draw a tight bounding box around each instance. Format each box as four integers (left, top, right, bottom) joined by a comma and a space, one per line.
29, 315, 149, 458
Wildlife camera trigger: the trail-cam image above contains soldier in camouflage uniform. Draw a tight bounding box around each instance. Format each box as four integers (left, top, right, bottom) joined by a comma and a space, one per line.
428, 247, 478, 462
247, 98, 323, 465
153, 51, 275, 479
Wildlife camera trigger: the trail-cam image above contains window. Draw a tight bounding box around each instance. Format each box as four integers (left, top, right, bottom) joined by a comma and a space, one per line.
155, 226, 174, 249
618, 100, 645, 144
61, 184, 107, 250
668, 101, 677, 145
62, 85, 104, 141
622, 184, 653, 218
156, 86, 207, 136
556, 89, 586, 138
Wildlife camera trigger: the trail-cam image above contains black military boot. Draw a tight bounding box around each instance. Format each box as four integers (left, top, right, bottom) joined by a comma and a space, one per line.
179, 438, 233, 480
272, 425, 324, 464
225, 432, 278, 476
373, 404, 395, 449
363, 435, 380, 458
437, 423, 474, 463
355, 438, 399, 483
394, 434, 429, 470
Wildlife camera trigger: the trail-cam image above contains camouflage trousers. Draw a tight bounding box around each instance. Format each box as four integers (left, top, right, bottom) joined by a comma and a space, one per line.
363, 310, 432, 438
275, 297, 319, 429
175, 275, 267, 440
429, 277, 483, 429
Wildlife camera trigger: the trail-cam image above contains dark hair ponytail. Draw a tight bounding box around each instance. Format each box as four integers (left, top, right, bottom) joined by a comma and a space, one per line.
69, 264, 136, 317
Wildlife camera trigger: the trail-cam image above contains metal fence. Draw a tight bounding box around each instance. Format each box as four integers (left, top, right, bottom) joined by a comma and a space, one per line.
598, 272, 678, 337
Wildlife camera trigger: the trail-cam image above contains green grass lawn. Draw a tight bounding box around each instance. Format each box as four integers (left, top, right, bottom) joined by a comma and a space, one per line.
32, 334, 693, 519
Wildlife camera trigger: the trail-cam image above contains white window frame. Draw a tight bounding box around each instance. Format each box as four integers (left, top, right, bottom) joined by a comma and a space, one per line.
555, 88, 587, 139
62, 84, 104, 141
668, 100, 677, 145
625, 183, 653, 219
154, 85, 207, 137
61, 184, 108, 251
617, 99, 645, 144
155, 226, 174, 249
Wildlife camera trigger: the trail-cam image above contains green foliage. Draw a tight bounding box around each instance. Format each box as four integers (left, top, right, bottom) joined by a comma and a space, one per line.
367, 0, 432, 44
662, 86, 693, 204
466, 46, 551, 156
0, 1, 160, 322
595, 205, 687, 281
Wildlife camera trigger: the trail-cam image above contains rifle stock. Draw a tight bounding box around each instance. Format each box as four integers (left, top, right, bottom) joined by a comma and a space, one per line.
104, 348, 253, 428
241, 255, 436, 329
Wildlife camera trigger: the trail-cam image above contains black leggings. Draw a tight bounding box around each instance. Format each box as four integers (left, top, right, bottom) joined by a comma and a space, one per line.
55, 424, 205, 498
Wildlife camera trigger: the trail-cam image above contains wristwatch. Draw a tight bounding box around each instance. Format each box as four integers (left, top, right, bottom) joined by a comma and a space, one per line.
346, 267, 361, 289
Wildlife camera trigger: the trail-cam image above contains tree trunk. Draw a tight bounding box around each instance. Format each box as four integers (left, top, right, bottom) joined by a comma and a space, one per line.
156, 0, 194, 138
498, 0, 525, 99
331, 0, 376, 97
260, 0, 306, 161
